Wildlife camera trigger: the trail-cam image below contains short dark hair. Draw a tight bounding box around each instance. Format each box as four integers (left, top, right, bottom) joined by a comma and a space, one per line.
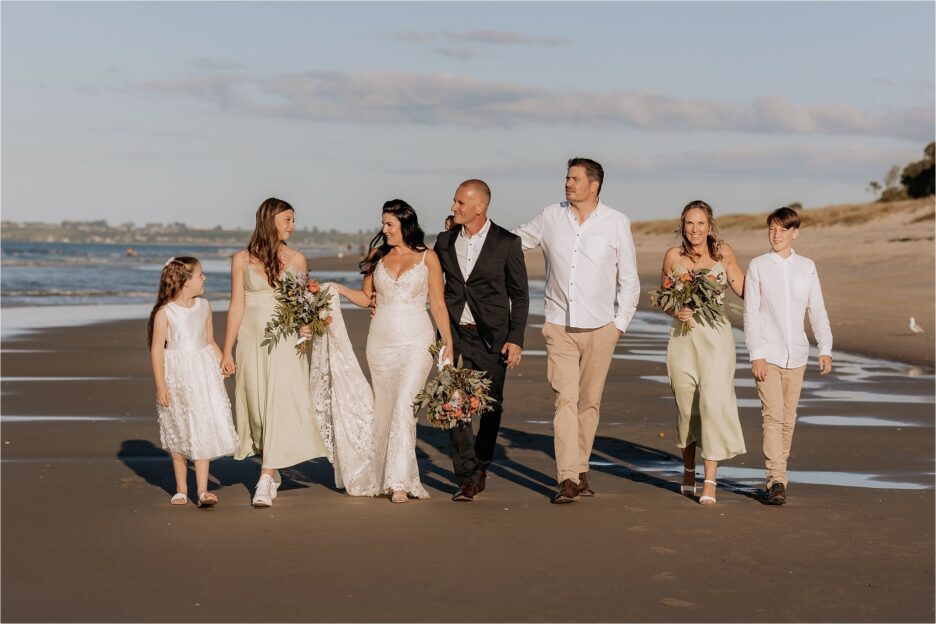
567, 157, 604, 194
767, 207, 801, 229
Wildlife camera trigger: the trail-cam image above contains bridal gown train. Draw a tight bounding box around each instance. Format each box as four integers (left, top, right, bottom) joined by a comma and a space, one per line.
310, 253, 433, 498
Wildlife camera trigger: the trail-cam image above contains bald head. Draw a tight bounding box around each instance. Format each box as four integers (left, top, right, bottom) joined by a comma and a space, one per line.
458, 179, 491, 209
451, 178, 492, 231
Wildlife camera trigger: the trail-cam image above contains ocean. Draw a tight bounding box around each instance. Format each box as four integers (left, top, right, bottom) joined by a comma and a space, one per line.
0, 241, 349, 307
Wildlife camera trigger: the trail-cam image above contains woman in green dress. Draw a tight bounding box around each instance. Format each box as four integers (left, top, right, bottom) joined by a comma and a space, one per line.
221, 197, 327, 507
661, 200, 746, 505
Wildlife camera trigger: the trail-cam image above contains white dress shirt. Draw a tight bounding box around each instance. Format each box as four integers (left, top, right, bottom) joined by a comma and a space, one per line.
454, 217, 491, 324
513, 201, 640, 333
743, 250, 833, 368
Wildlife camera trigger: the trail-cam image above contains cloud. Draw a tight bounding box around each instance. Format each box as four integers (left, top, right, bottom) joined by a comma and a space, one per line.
432, 47, 481, 61
638, 144, 919, 180
136, 69, 933, 140
392, 29, 571, 47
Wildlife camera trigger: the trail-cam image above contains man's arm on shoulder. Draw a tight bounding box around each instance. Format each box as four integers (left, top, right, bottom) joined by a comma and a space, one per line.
613, 215, 640, 334
511, 208, 546, 251
504, 233, 529, 347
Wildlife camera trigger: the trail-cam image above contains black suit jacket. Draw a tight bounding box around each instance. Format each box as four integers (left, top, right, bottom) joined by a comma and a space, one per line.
433, 222, 529, 352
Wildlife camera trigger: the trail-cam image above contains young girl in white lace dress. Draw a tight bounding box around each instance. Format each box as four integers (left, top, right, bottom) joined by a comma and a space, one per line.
148, 256, 237, 507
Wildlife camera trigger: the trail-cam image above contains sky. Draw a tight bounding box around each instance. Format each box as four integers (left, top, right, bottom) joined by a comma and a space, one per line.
2, 1, 934, 232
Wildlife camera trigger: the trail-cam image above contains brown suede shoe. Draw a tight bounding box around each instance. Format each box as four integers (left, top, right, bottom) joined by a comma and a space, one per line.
452, 482, 477, 502
476, 470, 487, 494
578, 472, 595, 497
766, 482, 787, 505
551, 479, 579, 504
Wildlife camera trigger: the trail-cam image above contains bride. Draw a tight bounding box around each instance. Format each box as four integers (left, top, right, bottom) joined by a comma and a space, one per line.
310, 199, 454, 503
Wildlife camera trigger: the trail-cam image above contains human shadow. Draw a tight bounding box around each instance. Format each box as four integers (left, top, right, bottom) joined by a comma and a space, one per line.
591, 435, 763, 502
117, 440, 335, 500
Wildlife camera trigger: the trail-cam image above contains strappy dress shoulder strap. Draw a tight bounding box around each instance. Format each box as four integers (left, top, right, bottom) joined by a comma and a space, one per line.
420, 250, 428, 264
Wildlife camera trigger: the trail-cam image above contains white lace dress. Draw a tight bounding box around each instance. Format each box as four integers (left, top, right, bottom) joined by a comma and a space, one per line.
366, 255, 433, 497
309, 255, 433, 498
157, 299, 238, 460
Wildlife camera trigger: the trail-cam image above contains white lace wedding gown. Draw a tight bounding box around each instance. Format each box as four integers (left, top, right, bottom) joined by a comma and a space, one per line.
310, 254, 433, 498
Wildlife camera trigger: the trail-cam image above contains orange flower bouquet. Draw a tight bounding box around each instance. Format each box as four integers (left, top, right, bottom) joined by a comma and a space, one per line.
649, 267, 735, 336
262, 272, 333, 354
412, 340, 496, 430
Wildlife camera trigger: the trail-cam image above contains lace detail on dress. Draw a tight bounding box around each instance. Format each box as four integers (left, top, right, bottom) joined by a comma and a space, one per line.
374, 255, 429, 307
309, 285, 381, 496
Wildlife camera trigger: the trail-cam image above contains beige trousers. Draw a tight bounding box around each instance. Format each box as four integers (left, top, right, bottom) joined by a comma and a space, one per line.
543, 322, 620, 484
756, 364, 806, 487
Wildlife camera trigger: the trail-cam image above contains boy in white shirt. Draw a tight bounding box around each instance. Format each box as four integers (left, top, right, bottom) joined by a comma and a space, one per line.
743, 207, 833, 505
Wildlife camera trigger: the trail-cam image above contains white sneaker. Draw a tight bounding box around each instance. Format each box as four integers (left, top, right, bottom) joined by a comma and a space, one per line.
252, 474, 277, 507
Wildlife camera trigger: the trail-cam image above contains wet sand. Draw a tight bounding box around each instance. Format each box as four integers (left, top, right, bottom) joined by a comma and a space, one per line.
1, 308, 933, 622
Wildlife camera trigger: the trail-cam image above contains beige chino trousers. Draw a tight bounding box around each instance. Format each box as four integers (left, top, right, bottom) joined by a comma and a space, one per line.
543, 321, 620, 484
756, 363, 806, 488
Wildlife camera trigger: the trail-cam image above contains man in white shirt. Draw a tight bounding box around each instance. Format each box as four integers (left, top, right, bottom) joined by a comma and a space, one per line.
514, 158, 640, 503
743, 207, 833, 505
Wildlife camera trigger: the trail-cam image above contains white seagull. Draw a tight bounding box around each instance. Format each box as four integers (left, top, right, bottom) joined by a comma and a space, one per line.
909, 317, 925, 334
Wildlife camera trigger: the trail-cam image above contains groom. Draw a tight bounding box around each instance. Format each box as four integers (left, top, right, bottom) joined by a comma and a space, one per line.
434, 179, 529, 502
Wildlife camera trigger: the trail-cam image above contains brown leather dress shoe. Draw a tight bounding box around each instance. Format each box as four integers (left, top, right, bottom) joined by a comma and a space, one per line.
476, 470, 487, 494
452, 482, 477, 502
766, 482, 787, 505
551, 479, 579, 504
577, 472, 595, 497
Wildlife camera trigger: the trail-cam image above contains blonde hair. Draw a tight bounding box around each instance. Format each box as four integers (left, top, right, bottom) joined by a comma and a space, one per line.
679, 200, 722, 261
147, 256, 199, 348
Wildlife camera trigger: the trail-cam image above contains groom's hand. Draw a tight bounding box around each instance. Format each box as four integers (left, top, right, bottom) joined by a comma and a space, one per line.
501, 342, 522, 369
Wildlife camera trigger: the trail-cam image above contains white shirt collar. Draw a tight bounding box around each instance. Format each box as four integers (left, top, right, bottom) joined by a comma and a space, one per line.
459, 218, 491, 241
563, 200, 603, 223
768, 248, 797, 265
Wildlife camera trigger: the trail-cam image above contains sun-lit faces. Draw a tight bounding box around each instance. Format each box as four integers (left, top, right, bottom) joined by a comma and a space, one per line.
565, 166, 599, 205
182, 263, 206, 297
450, 185, 485, 226
274, 209, 296, 241
682, 208, 711, 249
382, 213, 403, 247
768, 220, 799, 257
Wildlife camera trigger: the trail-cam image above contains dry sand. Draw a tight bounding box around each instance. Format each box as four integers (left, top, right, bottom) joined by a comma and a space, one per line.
1, 306, 933, 622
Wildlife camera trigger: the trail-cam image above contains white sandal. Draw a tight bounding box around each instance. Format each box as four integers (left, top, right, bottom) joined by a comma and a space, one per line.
197, 492, 218, 508
699, 480, 717, 505
391, 490, 408, 503
170, 493, 187, 505
680, 470, 697, 497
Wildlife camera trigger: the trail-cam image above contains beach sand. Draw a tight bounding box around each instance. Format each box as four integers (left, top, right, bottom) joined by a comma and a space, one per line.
313, 199, 935, 367
1, 306, 933, 622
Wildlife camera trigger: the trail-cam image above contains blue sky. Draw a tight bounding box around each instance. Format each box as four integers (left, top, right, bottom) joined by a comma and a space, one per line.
2, 1, 933, 231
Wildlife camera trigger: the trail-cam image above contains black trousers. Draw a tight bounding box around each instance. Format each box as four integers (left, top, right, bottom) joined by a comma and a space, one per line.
449, 326, 507, 486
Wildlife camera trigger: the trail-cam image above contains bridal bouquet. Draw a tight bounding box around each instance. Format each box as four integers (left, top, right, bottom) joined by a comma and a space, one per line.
262, 273, 333, 355
412, 340, 496, 430
648, 268, 738, 336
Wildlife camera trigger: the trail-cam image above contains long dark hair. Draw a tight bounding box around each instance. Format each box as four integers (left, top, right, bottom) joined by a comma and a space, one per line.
679, 200, 723, 262
147, 256, 199, 348
358, 199, 427, 275
248, 197, 293, 287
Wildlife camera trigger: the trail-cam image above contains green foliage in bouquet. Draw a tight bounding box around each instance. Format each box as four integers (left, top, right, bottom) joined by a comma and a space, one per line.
261, 272, 333, 355
648, 267, 739, 337
412, 339, 497, 430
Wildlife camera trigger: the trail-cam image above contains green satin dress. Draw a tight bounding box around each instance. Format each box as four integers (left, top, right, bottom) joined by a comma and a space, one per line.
234, 265, 327, 468
665, 262, 746, 461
